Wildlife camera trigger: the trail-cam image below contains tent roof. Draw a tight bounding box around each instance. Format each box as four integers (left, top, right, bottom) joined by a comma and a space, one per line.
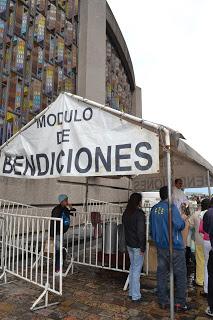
175, 139, 213, 175
63, 93, 213, 188
62, 93, 213, 181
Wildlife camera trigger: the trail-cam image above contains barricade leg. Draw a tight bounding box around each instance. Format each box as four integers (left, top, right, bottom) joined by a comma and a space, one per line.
123, 275, 129, 291
63, 257, 74, 277
0, 268, 7, 284
30, 283, 60, 311
0, 215, 8, 285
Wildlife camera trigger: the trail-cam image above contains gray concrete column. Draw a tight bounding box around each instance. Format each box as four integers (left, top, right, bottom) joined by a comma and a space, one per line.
132, 86, 142, 118
78, 0, 106, 105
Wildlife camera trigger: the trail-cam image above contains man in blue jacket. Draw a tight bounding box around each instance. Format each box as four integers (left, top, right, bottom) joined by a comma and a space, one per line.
150, 186, 188, 312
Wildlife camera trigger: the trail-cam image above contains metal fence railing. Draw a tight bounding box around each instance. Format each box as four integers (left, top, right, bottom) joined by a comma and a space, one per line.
0, 210, 63, 311
71, 212, 125, 272
69, 210, 151, 276
0, 199, 50, 217
0, 214, 5, 272
84, 198, 125, 215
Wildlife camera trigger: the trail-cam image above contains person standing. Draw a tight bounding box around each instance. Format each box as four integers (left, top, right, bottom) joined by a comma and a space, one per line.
173, 179, 191, 267
189, 202, 206, 287
122, 193, 146, 303
172, 178, 189, 211
50, 194, 76, 274
203, 198, 213, 317
150, 186, 189, 312
199, 198, 211, 296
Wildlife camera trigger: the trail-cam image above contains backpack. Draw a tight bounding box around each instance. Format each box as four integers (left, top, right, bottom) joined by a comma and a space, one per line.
61, 211, 70, 233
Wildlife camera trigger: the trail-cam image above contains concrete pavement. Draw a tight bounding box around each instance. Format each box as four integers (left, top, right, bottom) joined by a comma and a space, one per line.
0, 266, 210, 320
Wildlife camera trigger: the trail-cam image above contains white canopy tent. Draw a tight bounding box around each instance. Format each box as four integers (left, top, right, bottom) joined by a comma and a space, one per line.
0, 92, 212, 320
133, 135, 213, 194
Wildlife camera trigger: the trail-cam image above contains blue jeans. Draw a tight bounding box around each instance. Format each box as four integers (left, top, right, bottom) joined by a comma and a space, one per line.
208, 250, 213, 309
127, 246, 144, 300
157, 248, 187, 306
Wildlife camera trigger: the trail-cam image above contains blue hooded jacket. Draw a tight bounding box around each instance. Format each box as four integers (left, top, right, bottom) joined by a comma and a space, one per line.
150, 200, 185, 250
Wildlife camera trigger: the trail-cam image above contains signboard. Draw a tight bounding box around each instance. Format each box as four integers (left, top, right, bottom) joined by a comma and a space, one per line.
0, 93, 159, 178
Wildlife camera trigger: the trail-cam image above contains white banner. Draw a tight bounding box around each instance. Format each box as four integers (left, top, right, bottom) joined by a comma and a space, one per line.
0, 94, 159, 178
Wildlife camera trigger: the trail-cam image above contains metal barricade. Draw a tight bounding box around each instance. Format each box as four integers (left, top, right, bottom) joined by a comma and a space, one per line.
142, 206, 152, 276
0, 214, 5, 272
70, 209, 151, 275
0, 199, 50, 217
71, 212, 129, 272
84, 198, 124, 214
0, 211, 63, 311
0, 198, 161, 308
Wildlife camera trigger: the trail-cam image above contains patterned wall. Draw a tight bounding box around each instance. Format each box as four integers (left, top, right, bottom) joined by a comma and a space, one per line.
0, 0, 79, 143
106, 35, 132, 114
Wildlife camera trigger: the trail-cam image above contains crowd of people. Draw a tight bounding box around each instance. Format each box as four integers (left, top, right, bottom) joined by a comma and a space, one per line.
122, 179, 213, 317
50, 184, 213, 316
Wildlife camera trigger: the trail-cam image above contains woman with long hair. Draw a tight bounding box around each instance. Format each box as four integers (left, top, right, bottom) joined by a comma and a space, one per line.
122, 193, 146, 302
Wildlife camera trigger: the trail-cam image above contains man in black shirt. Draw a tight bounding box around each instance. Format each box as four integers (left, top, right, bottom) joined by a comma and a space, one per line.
51, 194, 76, 273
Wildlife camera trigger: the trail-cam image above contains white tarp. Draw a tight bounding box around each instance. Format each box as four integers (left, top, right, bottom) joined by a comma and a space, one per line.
0, 93, 159, 178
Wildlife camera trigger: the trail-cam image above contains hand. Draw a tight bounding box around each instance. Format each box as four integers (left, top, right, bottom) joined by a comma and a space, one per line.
140, 251, 145, 256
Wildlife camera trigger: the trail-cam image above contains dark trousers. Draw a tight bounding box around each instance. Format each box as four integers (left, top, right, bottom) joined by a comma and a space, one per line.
208, 250, 213, 309
157, 248, 187, 306
55, 235, 61, 271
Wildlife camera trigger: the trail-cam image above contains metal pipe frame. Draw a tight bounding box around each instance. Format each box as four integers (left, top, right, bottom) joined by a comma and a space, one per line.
163, 127, 174, 320
207, 170, 212, 199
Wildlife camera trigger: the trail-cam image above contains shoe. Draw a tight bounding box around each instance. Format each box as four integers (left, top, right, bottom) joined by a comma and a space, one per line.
206, 307, 213, 317
200, 291, 208, 298
175, 304, 191, 312
132, 298, 142, 303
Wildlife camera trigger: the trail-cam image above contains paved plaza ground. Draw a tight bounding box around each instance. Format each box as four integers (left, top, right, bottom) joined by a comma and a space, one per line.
0, 266, 210, 320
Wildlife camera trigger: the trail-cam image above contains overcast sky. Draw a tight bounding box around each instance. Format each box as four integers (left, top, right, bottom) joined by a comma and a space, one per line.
107, 0, 213, 166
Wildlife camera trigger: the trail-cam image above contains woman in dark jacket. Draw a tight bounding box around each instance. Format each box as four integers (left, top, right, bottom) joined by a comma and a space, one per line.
122, 193, 146, 302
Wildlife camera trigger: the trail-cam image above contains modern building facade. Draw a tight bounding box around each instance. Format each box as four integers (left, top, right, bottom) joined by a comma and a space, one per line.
0, 0, 142, 208
0, 0, 79, 143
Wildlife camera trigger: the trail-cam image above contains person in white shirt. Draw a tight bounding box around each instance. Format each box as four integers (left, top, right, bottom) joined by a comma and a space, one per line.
173, 179, 191, 264
172, 179, 189, 211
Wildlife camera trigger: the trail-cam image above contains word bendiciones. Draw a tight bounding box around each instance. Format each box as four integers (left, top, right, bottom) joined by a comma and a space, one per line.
3, 142, 153, 177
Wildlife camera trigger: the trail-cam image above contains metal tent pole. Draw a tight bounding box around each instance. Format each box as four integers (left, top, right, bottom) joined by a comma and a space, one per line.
164, 128, 174, 320
207, 170, 212, 199
85, 178, 89, 212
